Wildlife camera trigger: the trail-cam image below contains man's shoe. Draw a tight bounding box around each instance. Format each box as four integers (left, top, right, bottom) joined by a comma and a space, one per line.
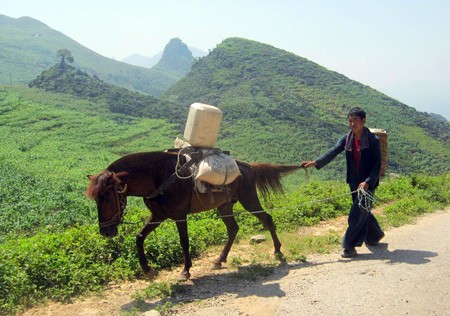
341, 248, 357, 258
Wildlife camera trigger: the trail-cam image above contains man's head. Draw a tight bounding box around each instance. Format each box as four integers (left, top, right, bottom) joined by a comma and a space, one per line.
347, 107, 366, 135
348, 107, 366, 120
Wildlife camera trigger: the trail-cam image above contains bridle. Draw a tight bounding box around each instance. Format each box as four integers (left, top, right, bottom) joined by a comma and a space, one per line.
98, 182, 128, 229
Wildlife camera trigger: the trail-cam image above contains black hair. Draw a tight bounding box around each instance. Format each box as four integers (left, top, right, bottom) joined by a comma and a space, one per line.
348, 107, 366, 119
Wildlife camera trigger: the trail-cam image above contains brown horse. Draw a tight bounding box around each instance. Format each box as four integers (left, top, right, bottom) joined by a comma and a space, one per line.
86, 150, 302, 280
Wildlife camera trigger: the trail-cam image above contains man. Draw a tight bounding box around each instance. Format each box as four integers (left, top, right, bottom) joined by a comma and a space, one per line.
301, 107, 384, 258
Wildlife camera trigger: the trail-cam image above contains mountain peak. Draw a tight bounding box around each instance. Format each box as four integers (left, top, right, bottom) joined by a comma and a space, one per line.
0, 14, 49, 29
153, 38, 193, 76
162, 38, 193, 59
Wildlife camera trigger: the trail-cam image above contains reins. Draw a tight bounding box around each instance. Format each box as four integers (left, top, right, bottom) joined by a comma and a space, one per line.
105, 151, 376, 227
122, 186, 375, 226
98, 183, 128, 229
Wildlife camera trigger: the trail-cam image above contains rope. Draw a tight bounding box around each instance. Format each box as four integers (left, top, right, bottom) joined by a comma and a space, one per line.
357, 187, 375, 212
124, 186, 375, 226
175, 147, 198, 180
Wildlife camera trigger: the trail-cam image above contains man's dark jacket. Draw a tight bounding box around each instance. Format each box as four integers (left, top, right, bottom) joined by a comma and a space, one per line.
315, 127, 382, 190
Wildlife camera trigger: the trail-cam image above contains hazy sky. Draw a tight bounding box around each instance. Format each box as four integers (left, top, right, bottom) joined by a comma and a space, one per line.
1, 0, 449, 120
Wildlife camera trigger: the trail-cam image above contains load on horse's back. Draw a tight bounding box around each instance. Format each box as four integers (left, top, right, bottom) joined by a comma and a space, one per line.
86, 149, 302, 280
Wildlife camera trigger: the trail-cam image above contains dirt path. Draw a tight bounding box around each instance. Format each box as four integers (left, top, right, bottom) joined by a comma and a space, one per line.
23, 209, 450, 316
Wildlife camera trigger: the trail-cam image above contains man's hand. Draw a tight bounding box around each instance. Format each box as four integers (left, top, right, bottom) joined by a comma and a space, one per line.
358, 182, 369, 190
300, 161, 317, 168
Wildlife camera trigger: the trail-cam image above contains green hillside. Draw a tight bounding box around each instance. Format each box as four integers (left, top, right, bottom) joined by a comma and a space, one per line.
163, 37, 450, 176
0, 15, 190, 96
27, 61, 185, 121
0, 85, 177, 240
19, 35, 450, 178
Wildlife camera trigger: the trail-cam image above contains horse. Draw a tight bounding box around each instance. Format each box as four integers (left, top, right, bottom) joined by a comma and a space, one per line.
86, 150, 303, 280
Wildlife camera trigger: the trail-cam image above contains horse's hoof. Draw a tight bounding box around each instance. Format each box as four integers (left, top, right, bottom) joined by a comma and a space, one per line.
178, 271, 191, 281
274, 252, 286, 262
212, 262, 222, 270
143, 268, 157, 279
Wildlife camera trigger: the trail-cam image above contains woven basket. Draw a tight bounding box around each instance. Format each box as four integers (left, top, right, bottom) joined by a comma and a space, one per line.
369, 128, 388, 178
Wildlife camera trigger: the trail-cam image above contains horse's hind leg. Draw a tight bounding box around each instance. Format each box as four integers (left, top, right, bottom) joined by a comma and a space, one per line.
240, 193, 282, 255
213, 202, 239, 269
252, 211, 282, 255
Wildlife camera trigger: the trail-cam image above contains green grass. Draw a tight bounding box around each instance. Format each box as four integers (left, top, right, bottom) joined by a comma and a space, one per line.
0, 86, 177, 240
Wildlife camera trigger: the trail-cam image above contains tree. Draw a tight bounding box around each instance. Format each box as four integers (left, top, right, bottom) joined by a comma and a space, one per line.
56, 49, 74, 65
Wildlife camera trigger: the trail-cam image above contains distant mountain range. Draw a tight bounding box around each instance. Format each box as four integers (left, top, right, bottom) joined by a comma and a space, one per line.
0, 14, 194, 96
122, 46, 207, 69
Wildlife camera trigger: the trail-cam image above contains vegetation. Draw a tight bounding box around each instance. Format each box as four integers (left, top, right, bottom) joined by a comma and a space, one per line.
1, 169, 448, 314
28, 62, 184, 121
0, 86, 177, 241
24, 37, 450, 178
56, 48, 74, 65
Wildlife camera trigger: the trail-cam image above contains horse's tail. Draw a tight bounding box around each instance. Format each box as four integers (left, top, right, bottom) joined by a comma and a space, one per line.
250, 163, 303, 200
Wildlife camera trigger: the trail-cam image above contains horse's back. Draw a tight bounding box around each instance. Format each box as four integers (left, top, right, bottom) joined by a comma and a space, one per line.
107, 151, 177, 172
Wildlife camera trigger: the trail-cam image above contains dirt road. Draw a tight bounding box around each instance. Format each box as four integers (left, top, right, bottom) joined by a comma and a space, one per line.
24, 209, 450, 316
169, 209, 450, 316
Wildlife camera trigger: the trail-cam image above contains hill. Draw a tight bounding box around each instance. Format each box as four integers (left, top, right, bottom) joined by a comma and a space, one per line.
0, 15, 189, 96
163, 37, 450, 176
27, 61, 184, 121
123, 52, 163, 69
151, 38, 194, 77
22, 36, 449, 177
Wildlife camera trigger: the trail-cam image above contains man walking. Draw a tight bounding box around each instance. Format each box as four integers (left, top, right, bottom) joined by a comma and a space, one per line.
301, 107, 384, 257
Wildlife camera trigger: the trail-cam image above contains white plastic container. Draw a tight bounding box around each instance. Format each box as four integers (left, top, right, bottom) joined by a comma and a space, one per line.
183, 103, 222, 147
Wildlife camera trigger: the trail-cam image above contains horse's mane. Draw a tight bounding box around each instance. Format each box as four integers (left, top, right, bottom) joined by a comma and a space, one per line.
86, 170, 119, 200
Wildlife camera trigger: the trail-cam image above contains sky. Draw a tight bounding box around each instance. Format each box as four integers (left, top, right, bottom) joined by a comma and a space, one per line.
1, 0, 450, 120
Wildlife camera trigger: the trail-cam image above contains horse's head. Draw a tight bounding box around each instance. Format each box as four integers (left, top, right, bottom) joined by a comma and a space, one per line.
86, 170, 128, 238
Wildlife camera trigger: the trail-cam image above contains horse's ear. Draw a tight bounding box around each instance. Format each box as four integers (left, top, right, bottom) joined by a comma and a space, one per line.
87, 175, 94, 180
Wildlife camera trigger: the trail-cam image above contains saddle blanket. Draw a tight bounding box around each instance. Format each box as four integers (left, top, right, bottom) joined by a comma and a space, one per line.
195, 150, 241, 186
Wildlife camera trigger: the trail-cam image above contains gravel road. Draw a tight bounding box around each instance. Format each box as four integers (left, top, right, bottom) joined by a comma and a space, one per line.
172, 209, 450, 316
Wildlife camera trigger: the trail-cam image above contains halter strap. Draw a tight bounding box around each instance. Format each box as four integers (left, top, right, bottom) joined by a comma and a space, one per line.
98, 183, 127, 229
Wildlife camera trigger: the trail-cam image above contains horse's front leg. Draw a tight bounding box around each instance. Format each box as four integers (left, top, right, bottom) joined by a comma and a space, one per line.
175, 219, 192, 281
136, 219, 160, 277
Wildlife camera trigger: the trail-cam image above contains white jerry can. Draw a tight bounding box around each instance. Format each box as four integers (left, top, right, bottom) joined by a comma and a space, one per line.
183, 103, 223, 148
